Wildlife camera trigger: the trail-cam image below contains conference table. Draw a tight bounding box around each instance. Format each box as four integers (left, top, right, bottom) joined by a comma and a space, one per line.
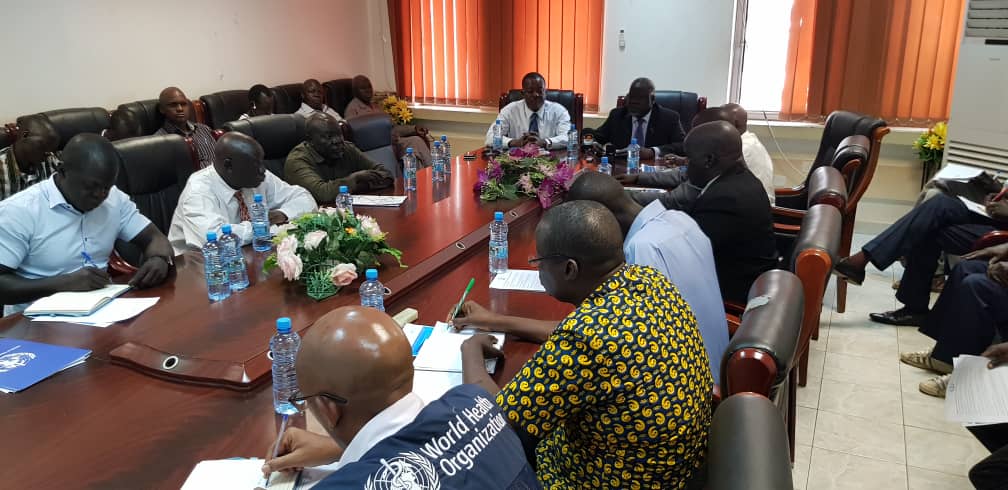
0, 152, 579, 489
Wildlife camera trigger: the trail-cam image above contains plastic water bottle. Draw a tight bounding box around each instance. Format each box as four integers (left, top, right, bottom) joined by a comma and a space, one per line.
359, 269, 386, 311
251, 194, 271, 252
270, 317, 301, 415
432, 141, 445, 183
219, 224, 249, 291
492, 119, 504, 152
627, 137, 641, 175
440, 135, 451, 175
403, 147, 417, 191
202, 231, 231, 301
599, 156, 612, 175
489, 211, 508, 275
336, 185, 354, 215
566, 123, 578, 164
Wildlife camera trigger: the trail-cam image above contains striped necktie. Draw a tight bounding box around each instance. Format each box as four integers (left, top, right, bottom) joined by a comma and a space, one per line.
234, 191, 251, 222
633, 117, 646, 145
528, 112, 539, 134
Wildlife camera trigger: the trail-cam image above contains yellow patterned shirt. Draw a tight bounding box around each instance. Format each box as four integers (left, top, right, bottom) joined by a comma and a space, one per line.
496, 265, 712, 489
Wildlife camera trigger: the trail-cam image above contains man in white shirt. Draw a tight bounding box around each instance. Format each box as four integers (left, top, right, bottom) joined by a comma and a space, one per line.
724, 103, 775, 205
294, 79, 343, 121
484, 72, 571, 150
167, 132, 317, 254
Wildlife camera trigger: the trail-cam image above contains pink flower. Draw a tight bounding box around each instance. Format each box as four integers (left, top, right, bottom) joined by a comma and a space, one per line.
538, 163, 557, 178
329, 263, 358, 286
303, 230, 327, 250
517, 173, 535, 194
357, 214, 385, 241
276, 235, 303, 281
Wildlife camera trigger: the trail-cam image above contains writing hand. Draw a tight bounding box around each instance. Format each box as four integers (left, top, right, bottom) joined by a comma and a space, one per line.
986, 199, 1008, 222
449, 300, 499, 332
261, 427, 343, 477
461, 333, 504, 361
130, 256, 169, 289
268, 210, 289, 226
62, 267, 110, 292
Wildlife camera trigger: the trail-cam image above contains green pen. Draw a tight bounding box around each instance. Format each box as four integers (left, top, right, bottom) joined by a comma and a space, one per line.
450, 278, 476, 322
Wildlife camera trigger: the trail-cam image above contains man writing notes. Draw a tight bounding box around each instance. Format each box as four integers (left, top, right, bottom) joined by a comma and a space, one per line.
458, 201, 712, 489
168, 132, 316, 254
485, 72, 571, 150
586, 77, 686, 158
284, 114, 394, 202
154, 86, 217, 168
259, 306, 541, 489
0, 134, 172, 315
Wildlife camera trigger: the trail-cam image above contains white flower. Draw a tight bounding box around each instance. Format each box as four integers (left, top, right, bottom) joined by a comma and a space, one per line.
329, 263, 358, 286
303, 230, 327, 251
321, 207, 341, 216
276, 235, 303, 281
357, 214, 385, 241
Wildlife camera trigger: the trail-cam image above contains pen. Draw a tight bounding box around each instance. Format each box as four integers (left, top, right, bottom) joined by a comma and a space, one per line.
264, 414, 289, 487
81, 251, 98, 268
449, 278, 476, 322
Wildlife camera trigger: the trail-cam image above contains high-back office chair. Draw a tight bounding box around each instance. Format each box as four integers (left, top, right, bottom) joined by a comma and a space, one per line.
200, 90, 250, 129
117, 99, 202, 136
707, 393, 794, 490
774, 165, 848, 261
498, 89, 584, 131
323, 78, 355, 118
271, 83, 305, 115
344, 113, 398, 178
223, 114, 306, 180
616, 90, 707, 132
15, 107, 111, 149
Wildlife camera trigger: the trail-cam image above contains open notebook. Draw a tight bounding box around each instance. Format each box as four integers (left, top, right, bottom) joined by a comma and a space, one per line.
23, 284, 132, 317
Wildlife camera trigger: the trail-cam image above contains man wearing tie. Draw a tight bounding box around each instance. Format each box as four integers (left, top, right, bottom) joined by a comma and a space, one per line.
484, 72, 571, 150
586, 77, 686, 158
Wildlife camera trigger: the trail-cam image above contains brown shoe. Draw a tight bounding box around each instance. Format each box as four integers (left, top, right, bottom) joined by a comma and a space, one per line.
919, 374, 951, 398
900, 350, 952, 374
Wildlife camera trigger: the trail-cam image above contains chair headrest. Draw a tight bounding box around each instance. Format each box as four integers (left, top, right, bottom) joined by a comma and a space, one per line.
200, 90, 249, 129
708, 393, 793, 490
272, 83, 304, 114
653, 90, 700, 128
17, 107, 111, 149
807, 166, 848, 209
813, 110, 887, 166
789, 204, 843, 272
345, 113, 393, 151
506, 89, 576, 114
117, 99, 198, 136
223, 114, 306, 160
323, 79, 355, 117
113, 134, 195, 195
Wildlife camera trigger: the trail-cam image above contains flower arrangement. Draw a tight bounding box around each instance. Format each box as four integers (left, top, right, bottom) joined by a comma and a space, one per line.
913, 121, 947, 165
264, 208, 404, 300
381, 95, 414, 126
473, 144, 576, 208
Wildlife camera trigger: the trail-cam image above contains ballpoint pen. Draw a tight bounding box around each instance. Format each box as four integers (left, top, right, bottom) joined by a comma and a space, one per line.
262, 414, 290, 487
449, 278, 476, 323
81, 251, 98, 268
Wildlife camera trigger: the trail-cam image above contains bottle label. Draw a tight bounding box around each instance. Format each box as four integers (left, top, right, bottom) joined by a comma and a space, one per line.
253, 223, 268, 236
491, 243, 508, 260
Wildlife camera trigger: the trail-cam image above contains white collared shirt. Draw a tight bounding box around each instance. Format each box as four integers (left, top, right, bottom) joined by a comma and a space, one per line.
741, 131, 775, 205
167, 166, 317, 254
335, 392, 425, 469
296, 103, 344, 122
485, 99, 571, 150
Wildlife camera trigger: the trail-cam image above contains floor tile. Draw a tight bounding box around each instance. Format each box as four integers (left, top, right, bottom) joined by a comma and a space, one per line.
905, 426, 989, 477
807, 447, 908, 490
826, 324, 899, 360
797, 405, 816, 446
902, 389, 971, 437
818, 379, 903, 424
806, 348, 826, 380
900, 362, 941, 396
797, 375, 821, 409
793, 444, 812, 490
907, 466, 974, 490
896, 327, 935, 354
813, 410, 906, 463
822, 352, 901, 390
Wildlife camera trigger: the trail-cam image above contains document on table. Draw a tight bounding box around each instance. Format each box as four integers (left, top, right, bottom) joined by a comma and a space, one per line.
352, 195, 408, 207
489, 269, 546, 293
945, 354, 1008, 425
958, 196, 991, 218
181, 459, 302, 490
413, 321, 505, 374
412, 369, 464, 404
24, 284, 132, 316
30, 297, 160, 328
933, 163, 984, 182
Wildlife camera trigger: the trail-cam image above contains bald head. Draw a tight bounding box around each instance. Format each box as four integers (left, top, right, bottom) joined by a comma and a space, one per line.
56, 134, 119, 212
535, 200, 625, 303
157, 86, 190, 126
692, 107, 732, 128
213, 132, 266, 189
306, 113, 346, 160
566, 171, 641, 235
684, 120, 743, 186
722, 103, 748, 133
626, 77, 656, 118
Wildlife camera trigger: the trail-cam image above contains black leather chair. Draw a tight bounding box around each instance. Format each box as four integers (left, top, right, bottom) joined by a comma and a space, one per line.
707, 393, 794, 490
498, 89, 584, 131
616, 90, 708, 132
223, 114, 306, 180
117, 99, 199, 136
200, 90, 249, 129
774, 165, 848, 260
345, 113, 399, 178
271, 83, 304, 114
16, 107, 111, 149
323, 79, 354, 117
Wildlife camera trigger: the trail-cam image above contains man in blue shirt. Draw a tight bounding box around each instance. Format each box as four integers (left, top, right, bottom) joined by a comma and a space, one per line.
0, 134, 173, 315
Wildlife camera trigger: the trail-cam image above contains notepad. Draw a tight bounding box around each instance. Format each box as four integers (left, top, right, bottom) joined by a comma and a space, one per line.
30, 297, 160, 327
489, 269, 546, 293
24, 284, 132, 317
945, 355, 1008, 425
182, 459, 303, 490
0, 339, 91, 393
413, 322, 505, 374
352, 195, 408, 207
958, 196, 991, 218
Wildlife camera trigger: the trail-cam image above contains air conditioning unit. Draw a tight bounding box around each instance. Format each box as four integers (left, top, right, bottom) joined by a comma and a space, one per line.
942, 0, 1008, 173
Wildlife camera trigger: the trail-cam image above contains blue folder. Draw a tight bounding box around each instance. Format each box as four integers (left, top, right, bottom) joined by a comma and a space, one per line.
0, 338, 91, 393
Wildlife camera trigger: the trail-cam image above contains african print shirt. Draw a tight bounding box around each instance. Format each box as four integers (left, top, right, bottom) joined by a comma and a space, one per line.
0, 146, 61, 201
496, 264, 712, 489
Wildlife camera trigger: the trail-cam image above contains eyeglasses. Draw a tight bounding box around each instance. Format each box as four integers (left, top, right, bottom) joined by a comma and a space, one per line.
288, 391, 349, 405
527, 253, 572, 266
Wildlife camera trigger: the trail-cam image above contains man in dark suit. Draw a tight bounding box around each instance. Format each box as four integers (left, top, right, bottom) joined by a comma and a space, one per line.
586, 77, 686, 158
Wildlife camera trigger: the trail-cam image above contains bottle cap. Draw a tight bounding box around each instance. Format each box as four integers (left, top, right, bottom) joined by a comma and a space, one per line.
339, 185, 349, 193
496, 119, 501, 124
441, 135, 448, 141
433, 141, 441, 147
406, 147, 414, 154
253, 194, 263, 203
631, 137, 638, 145
276, 317, 292, 334
494, 211, 504, 221
206, 231, 217, 241
570, 123, 577, 129
601, 156, 609, 164
365, 268, 378, 280
221, 224, 232, 234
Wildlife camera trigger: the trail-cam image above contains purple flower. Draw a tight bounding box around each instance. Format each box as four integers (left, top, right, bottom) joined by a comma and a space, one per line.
488, 162, 504, 179
474, 168, 489, 193
507, 143, 542, 159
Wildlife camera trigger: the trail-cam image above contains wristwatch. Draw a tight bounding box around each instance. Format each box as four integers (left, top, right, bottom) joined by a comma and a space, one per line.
148, 255, 174, 267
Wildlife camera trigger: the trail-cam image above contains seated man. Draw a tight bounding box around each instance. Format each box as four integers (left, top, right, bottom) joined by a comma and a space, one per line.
168, 132, 317, 254
484, 72, 571, 150
723, 103, 775, 204
238, 84, 275, 120
344, 74, 432, 167
154, 86, 216, 168
295, 79, 343, 121
459, 200, 711, 488
1, 116, 61, 200
834, 192, 1007, 325
102, 108, 141, 142
284, 114, 394, 202
586, 77, 686, 158
0, 134, 172, 315
260, 306, 541, 489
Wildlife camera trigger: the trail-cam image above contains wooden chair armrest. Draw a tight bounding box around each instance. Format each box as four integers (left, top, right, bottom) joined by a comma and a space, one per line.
774, 223, 801, 234
724, 300, 745, 337
973, 230, 1008, 251
775, 184, 806, 196
772, 206, 808, 220
108, 250, 138, 276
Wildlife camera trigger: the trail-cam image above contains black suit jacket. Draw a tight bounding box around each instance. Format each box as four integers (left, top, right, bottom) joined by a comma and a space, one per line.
588, 104, 686, 155
688, 164, 779, 303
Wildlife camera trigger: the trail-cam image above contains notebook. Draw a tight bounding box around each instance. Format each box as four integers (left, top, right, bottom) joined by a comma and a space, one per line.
23, 284, 132, 317
0, 338, 91, 393
413, 322, 505, 374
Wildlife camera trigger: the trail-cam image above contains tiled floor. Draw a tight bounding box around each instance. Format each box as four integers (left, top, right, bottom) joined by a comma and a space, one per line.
791, 234, 986, 489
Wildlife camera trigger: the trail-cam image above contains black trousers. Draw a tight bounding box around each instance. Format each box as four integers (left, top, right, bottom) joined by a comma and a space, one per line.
968, 423, 1008, 490
862, 193, 995, 311
919, 260, 1008, 364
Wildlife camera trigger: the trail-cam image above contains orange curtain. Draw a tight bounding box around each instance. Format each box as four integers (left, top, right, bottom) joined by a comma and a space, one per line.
388, 0, 604, 109
781, 0, 965, 125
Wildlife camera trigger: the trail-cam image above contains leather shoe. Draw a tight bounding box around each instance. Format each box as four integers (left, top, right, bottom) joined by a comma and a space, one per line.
833, 257, 865, 286
869, 307, 928, 326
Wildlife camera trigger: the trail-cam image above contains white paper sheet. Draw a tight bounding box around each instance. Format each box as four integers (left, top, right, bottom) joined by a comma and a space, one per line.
489, 269, 546, 293
933, 163, 984, 182
352, 195, 408, 207
30, 297, 160, 327
413, 322, 504, 374
958, 196, 991, 218
945, 355, 1008, 424
412, 369, 465, 404
181, 459, 299, 490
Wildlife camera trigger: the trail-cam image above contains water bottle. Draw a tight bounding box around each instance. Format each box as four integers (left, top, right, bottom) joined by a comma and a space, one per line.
219, 224, 249, 291
336, 185, 354, 215
359, 269, 386, 311
489, 211, 508, 275
403, 147, 417, 191
627, 137, 641, 175
599, 156, 612, 176
566, 123, 578, 165
202, 231, 231, 301
431, 141, 445, 183
251, 193, 271, 252
270, 317, 301, 415
440, 135, 451, 175
492, 119, 504, 152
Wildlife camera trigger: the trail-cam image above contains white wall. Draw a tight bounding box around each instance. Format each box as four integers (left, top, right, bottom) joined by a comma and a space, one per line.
600, 0, 735, 112
0, 0, 394, 122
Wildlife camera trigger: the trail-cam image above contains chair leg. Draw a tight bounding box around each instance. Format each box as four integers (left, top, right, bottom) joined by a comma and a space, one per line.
788, 369, 797, 463
836, 216, 856, 314
799, 348, 809, 387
